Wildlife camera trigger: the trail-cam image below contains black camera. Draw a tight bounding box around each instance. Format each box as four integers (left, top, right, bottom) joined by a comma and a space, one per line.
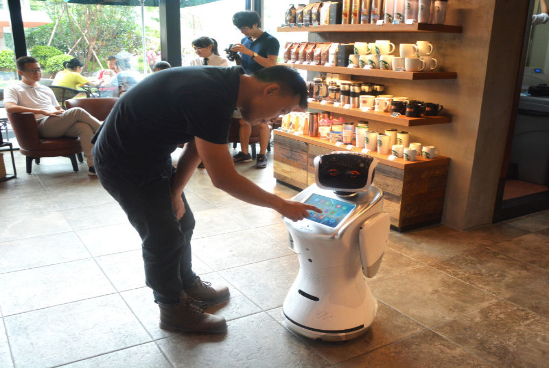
225, 44, 242, 65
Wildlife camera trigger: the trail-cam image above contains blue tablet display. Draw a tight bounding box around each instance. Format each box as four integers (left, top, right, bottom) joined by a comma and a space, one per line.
304, 194, 356, 228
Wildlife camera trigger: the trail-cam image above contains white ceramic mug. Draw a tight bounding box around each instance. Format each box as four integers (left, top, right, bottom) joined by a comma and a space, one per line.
422, 146, 440, 159
367, 54, 380, 69
409, 142, 422, 153
365, 131, 379, 151
416, 41, 433, 56
348, 54, 360, 67
385, 128, 398, 147
405, 58, 425, 72
404, 148, 417, 161
375, 40, 395, 55
375, 97, 392, 112
420, 56, 437, 71
360, 95, 375, 109
379, 55, 394, 70
377, 134, 391, 155
359, 55, 370, 68
354, 42, 369, 55
392, 57, 405, 71
399, 43, 418, 58
368, 42, 377, 55
391, 144, 404, 158
397, 131, 410, 147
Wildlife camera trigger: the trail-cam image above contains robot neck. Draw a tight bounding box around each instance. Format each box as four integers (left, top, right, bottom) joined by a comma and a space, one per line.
334, 191, 358, 198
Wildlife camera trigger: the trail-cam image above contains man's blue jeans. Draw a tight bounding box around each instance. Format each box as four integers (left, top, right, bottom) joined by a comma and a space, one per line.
94, 161, 197, 304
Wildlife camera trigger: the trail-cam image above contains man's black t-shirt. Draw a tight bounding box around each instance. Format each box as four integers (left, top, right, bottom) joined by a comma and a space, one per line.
92, 66, 243, 172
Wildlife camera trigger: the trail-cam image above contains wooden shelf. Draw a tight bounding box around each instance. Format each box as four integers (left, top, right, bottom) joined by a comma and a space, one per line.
276, 23, 462, 34
274, 129, 450, 170
281, 63, 457, 80
307, 101, 451, 126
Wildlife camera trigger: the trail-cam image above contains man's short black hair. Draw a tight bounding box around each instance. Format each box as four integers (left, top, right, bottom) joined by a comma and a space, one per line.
232, 10, 261, 29
107, 55, 116, 61
152, 61, 171, 72
252, 66, 308, 109
16, 56, 38, 71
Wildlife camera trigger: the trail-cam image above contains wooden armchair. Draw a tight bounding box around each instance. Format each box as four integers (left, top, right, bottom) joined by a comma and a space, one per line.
8, 112, 83, 174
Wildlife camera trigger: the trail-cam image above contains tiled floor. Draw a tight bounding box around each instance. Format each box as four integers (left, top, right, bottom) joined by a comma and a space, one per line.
0, 148, 548, 368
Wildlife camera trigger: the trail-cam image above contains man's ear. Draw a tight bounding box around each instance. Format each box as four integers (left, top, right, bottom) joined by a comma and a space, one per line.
17, 70, 23, 77
264, 84, 280, 96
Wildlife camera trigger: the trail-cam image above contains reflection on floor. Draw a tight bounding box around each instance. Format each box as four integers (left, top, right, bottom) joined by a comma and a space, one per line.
503, 179, 549, 200
0, 149, 548, 368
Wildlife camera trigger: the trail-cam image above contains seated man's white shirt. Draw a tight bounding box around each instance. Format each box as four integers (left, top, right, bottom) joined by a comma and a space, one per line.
532, 13, 549, 25
189, 54, 230, 67
3, 82, 59, 119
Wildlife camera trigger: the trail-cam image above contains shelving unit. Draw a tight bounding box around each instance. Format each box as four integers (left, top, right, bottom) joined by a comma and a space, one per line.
277, 23, 462, 34
308, 101, 451, 126
281, 62, 457, 80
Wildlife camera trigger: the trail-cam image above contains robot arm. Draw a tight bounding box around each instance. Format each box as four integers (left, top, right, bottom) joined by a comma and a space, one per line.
359, 212, 390, 278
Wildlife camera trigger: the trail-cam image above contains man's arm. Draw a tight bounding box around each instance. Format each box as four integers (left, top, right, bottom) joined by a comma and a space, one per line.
4, 102, 63, 116
195, 137, 321, 221
171, 140, 202, 219
541, 0, 548, 15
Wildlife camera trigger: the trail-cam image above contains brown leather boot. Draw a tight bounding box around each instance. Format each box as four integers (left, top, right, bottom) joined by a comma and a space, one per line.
184, 276, 230, 308
158, 294, 227, 333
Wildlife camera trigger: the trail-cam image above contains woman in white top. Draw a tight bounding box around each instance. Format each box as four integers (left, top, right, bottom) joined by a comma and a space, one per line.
189, 37, 230, 67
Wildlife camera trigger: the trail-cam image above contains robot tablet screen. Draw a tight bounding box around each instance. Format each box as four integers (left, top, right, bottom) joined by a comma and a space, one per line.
304, 194, 356, 228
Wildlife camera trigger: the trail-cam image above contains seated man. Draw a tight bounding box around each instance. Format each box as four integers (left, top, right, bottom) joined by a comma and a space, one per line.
4, 56, 102, 176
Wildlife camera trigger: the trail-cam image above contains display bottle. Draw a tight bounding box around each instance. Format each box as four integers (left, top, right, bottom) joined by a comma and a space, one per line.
432, 0, 447, 24
343, 123, 354, 145
362, 83, 375, 95
370, 0, 384, 23
373, 84, 385, 96
361, 0, 372, 24
313, 77, 327, 101
340, 83, 351, 105
384, 0, 394, 23
394, 0, 405, 23
328, 84, 341, 103
350, 84, 361, 108
405, 0, 419, 22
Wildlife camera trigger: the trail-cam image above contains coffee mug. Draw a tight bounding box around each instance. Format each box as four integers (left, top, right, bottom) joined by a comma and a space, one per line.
391, 100, 407, 114
404, 148, 418, 161
420, 56, 437, 71
367, 54, 380, 69
360, 95, 375, 109
397, 131, 410, 147
409, 142, 422, 153
416, 41, 433, 56
359, 55, 370, 68
385, 128, 398, 146
405, 58, 425, 72
348, 54, 360, 67
379, 55, 394, 70
391, 144, 404, 158
368, 43, 377, 55
375, 40, 395, 55
405, 103, 422, 117
392, 57, 405, 71
422, 146, 440, 159
424, 102, 444, 116
377, 134, 391, 155
354, 42, 369, 55
378, 94, 394, 98
375, 97, 392, 112
319, 125, 331, 139
399, 44, 418, 58
365, 131, 379, 151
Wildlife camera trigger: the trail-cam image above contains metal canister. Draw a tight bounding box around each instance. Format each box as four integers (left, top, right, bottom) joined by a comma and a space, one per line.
340, 82, 350, 105
350, 84, 361, 108
373, 84, 385, 96
328, 85, 340, 103
361, 83, 374, 95
308, 112, 319, 137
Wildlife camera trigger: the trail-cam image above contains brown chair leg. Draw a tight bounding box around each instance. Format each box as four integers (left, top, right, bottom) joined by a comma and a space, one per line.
250, 144, 257, 159
69, 155, 79, 172
77, 153, 83, 163
35, 158, 40, 164
26, 157, 34, 174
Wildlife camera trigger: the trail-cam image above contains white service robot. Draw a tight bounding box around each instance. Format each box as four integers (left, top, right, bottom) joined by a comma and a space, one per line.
282, 151, 390, 341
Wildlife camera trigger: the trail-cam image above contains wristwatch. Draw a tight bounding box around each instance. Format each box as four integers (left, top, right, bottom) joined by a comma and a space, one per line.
251, 52, 259, 59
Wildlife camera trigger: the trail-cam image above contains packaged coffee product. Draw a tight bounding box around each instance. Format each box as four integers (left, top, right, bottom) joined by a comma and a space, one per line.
320, 2, 332, 24
351, 0, 361, 24
283, 41, 293, 63
285, 4, 296, 25
342, 0, 351, 24
305, 43, 317, 64
311, 2, 324, 25
361, 0, 372, 23
296, 4, 306, 23
297, 42, 309, 64
371, 0, 384, 23
313, 43, 328, 65
290, 42, 301, 63
320, 43, 333, 65
303, 3, 315, 25
326, 43, 339, 66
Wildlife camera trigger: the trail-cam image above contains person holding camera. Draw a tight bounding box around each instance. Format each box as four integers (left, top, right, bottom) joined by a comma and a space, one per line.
230, 10, 280, 169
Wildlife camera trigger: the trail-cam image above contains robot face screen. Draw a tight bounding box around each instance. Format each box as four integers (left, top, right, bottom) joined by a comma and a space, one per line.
317, 154, 373, 190
304, 194, 356, 228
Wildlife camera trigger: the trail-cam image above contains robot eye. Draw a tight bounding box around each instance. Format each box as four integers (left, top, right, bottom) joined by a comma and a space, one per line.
348, 170, 361, 178
328, 169, 340, 177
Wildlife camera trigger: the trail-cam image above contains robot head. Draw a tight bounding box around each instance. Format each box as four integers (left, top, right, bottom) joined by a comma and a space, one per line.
314, 152, 378, 193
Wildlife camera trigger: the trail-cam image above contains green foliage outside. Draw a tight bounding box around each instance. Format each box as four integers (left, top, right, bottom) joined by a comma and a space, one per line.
29, 45, 63, 69
0, 49, 16, 71
44, 54, 74, 78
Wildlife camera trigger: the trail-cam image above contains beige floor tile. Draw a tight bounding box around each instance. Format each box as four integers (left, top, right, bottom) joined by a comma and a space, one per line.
257, 180, 300, 200
61, 202, 129, 230
191, 228, 294, 270
505, 281, 549, 319
184, 190, 219, 212
0, 319, 12, 368
192, 207, 251, 239
76, 223, 141, 257
387, 226, 485, 264
256, 221, 292, 246
0, 258, 115, 316
338, 330, 492, 368
225, 202, 284, 228
4, 294, 151, 368
434, 300, 549, 368
267, 303, 425, 365
0, 232, 90, 273
369, 248, 424, 281
464, 222, 532, 246
157, 312, 329, 368
96, 250, 146, 292
432, 248, 549, 299
0, 192, 58, 218
0, 211, 73, 243
505, 210, 549, 232
219, 254, 299, 310
0, 174, 44, 200
44, 184, 116, 211
59, 342, 171, 368
369, 266, 498, 327
486, 232, 549, 269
